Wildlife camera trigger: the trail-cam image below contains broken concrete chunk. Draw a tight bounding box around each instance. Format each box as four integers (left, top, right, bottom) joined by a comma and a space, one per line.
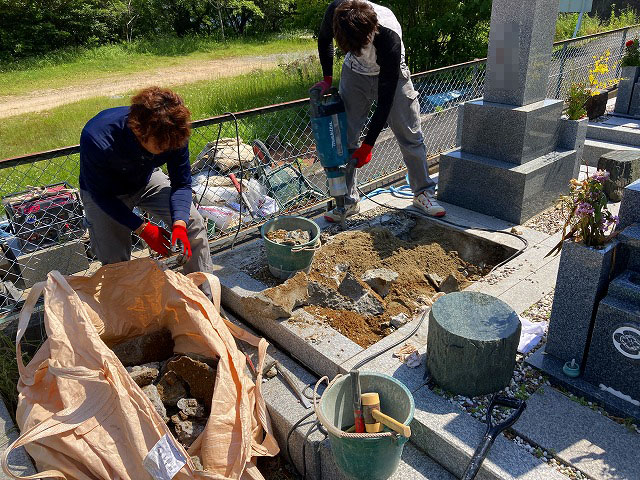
426, 273, 443, 290
167, 356, 217, 408
177, 398, 206, 418
338, 272, 384, 316
361, 268, 398, 297
390, 313, 410, 329
156, 371, 188, 407
141, 384, 168, 423
338, 272, 368, 301
307, 281, 354, 310
439, 274, 461, 293
173, 418, 206, 448
244, 272, 309, 320
353, 293, 384, 316
110, 329, 174, 367
126, 362, 160, 387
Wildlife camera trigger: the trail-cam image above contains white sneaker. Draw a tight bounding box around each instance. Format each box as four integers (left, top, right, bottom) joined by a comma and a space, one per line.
324, 203, 360, 223
413, 192, 446, 217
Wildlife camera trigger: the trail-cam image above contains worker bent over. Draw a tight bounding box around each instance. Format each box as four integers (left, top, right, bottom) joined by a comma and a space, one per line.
314, 0, 446, 222
79, 87, 213, 279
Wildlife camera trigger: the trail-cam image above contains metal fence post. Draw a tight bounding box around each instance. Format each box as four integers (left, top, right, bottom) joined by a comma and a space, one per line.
617, 28, 629, 78
555, 42, 569, 100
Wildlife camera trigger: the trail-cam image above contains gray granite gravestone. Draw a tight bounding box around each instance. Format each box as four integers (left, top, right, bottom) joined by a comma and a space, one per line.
426, 292, 521, 397
618, 179, 640, 232
583, 232, 640, 403
614, 67, 640, 117
438, 0, 579, 224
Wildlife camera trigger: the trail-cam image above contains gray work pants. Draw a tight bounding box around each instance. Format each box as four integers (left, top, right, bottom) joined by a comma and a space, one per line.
80, 169, 214, 278
339, 64, 436, 206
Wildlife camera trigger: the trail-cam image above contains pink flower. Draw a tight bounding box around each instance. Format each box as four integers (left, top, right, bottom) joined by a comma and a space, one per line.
591, 170, 610, 183
576, 202, 594, 217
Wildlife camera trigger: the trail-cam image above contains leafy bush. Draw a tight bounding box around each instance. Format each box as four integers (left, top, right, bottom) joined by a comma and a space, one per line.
566, 82, 589, 120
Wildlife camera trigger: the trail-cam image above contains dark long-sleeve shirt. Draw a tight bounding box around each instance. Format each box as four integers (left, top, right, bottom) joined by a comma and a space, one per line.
79, 106, 192, 231
318, 0, 407, 146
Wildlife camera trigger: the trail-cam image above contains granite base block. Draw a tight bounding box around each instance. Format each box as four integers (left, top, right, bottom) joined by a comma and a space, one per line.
526, 346, 640, 422
545, 240, 618, 366
583, 295, 640, 400
437, 148, 576, 225
459, 99, 563, 165
607, 269, 640, 304
617, 179, 640, 231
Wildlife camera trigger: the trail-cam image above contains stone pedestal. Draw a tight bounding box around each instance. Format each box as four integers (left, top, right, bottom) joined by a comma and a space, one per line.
426, 292, 521, 397
437, 0, 578, 224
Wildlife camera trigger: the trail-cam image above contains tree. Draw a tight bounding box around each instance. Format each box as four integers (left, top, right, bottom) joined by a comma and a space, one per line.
380, 0, 492, 72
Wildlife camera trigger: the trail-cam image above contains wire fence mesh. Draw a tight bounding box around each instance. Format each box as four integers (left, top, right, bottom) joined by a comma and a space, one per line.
0, 25, 637, 318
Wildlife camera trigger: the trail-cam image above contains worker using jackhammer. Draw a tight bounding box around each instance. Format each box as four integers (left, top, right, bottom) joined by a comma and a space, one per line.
313, 0, 446, 222
79, 86, 214, 286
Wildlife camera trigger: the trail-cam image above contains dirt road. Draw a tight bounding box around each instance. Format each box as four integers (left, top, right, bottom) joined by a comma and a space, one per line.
0, 51, 314, 119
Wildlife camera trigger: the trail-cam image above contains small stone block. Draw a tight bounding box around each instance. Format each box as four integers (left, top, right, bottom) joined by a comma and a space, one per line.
361, 268, 398, 297
426, 292, 521, 396
597, 150, 640, 202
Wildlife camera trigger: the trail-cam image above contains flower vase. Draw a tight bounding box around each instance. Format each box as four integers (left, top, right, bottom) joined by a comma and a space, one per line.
585, 89, 608, 120
546, 239, 618, 367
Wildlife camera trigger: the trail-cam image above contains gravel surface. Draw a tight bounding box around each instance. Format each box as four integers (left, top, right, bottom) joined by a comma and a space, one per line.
523, 204, 566, 235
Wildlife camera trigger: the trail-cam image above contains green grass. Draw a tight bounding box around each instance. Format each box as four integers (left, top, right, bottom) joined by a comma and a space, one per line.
555, 8, 639, 41
0, 57, 332, 192
0, 32, 315, 96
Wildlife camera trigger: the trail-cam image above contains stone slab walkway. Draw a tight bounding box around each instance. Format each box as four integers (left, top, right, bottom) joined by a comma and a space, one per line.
513, 387, 640, 480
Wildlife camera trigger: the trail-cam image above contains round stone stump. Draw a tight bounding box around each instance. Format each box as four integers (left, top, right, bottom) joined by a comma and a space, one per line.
426, 292, 521, 397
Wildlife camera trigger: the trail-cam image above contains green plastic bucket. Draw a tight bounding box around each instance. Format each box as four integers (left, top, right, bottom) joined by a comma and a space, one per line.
315, 373, 415, 480
260, 215, 320, 279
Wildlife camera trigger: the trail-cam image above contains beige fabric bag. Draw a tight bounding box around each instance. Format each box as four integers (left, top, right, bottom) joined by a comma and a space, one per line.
2, 258, 278, 479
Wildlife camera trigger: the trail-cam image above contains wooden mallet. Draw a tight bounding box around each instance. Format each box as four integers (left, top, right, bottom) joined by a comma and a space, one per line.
361, 392, 411, 438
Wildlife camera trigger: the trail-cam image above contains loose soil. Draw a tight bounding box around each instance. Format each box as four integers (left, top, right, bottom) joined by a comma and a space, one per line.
264, 217, 496, 348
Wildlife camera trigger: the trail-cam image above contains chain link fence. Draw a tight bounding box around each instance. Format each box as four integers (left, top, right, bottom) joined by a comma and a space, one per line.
0, 25, 637, 318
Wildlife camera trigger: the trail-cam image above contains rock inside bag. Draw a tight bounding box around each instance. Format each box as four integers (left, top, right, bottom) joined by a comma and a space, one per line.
111, 329, 219, 466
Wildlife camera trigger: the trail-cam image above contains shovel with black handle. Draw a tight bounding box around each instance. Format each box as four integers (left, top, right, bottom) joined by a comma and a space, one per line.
461, 395, 527, 480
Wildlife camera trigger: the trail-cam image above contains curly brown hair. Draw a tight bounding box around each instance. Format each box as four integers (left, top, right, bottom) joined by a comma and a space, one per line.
333, 0, 378, 56
128, 87, 191, 151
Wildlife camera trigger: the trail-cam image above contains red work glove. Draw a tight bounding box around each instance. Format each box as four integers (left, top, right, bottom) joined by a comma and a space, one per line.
139, 222, 170, 257
352, 143, 373, 168
171, 224, 192, 259
310, 76, 333, 95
